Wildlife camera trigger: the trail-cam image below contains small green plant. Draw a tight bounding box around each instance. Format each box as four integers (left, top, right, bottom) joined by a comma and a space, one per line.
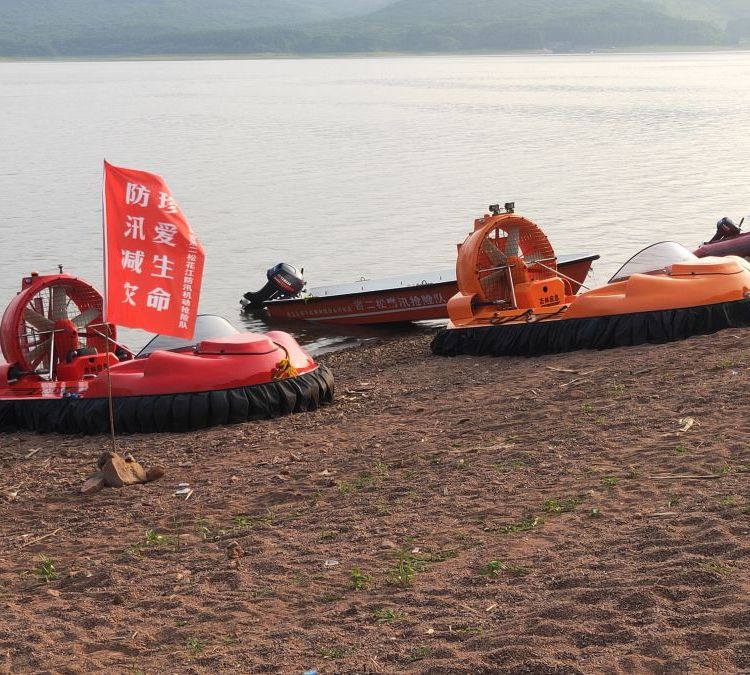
32, 554, 60, 582
595, 415, 607, 425
319, 647, 346, 659
372, 460, 389, 477
319, 529, 337, 542
232, 509, 275, 529
626, 465, 641, 479
493, 459, 526, 473
588, 508, 601, 518
350, 566, 371, 591
144, 529, 174, 547
601, 476, 619, 487
373, 607, 404, 622
408, 647, 431, 662
703, 558, 732, 576
498, 515, 541, 534
195, 517, 226, 540
186, 637, 206, 655
720, 495, 738, 507
581, 403, 594, 415
479, 560, 529, 577
320, 593, 344, 603
175, 619, 187, 627
611, 380, 626, 394
542, 497, 581, 514
388, 550, 424, 587
667, 493, 681, 508
674, 444, 688, 456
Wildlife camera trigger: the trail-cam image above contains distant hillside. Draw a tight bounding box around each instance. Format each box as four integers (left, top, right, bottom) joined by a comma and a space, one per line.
1, 0, 749, 57
0, 0, 392, 55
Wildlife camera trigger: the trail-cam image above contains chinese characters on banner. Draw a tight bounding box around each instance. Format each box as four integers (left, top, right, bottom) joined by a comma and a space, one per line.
103, 161, 205, 339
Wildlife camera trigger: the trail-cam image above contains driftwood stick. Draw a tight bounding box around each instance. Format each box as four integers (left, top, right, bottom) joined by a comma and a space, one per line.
648, 474, 723, 480
19, 528, 62, 549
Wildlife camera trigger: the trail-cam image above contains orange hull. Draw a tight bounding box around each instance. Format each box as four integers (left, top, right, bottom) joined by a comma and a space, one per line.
450, 256, 750, 328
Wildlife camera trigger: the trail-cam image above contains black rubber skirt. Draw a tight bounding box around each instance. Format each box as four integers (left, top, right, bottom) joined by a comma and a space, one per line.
431, 300, 750, 358
0, 365, 334, 435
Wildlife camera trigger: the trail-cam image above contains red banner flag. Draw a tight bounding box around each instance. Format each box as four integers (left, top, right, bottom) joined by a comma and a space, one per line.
103, 161, 205, 339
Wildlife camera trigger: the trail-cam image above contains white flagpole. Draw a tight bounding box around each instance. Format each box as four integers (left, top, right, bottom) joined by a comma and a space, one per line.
101, 161, 117, 453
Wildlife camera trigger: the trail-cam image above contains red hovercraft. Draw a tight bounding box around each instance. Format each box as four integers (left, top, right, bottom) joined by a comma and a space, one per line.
0, 271, 334, 434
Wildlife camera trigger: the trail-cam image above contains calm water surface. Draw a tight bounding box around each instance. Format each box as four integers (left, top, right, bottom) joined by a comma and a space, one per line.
1, 52, 749, 353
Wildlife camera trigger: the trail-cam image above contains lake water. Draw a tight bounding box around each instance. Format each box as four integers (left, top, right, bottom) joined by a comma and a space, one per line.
1, 52, 749, 354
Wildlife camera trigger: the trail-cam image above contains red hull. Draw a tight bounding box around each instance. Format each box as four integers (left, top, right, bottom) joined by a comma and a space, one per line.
264, 256, 597, 326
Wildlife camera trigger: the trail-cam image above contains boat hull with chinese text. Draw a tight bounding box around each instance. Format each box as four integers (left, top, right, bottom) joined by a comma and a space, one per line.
258, 253, 598, 325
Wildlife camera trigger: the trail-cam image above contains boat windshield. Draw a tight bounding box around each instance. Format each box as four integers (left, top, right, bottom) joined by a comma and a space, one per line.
608, 241, 698, 283
137, 315, 240, 357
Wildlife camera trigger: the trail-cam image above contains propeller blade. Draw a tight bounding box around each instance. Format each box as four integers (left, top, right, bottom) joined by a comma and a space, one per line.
71, 307, 101, 330
481, 238, 505, 266
50, 285, 68, 320
28, 339, 51, 368
505, 226, 520, 257
24, 308, 54, 333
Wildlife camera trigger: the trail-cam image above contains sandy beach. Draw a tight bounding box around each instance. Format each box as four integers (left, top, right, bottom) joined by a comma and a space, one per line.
1, 329, 749, 673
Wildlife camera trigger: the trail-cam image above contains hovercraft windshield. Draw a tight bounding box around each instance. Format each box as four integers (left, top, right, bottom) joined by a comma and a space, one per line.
608, 242, 697, 284
137, 315, 240, 357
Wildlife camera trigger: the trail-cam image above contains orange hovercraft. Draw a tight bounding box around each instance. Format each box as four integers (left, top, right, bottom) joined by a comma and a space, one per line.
431, 204, 750, 357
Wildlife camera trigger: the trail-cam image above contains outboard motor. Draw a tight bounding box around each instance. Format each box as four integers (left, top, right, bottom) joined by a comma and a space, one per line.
241, 263, 306, 310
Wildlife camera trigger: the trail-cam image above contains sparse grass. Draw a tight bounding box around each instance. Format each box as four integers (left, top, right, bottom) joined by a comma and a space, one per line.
319, 646, 346, 659
143, 529, 174, 547
674, 444, 688, 456
626, 465, 641, 479
720, 495, 738, 507
387, 550, 425, 587
350, 567, 371, 591
611, 380, 626, 394
320, 593, 344, 603
175, 619, 187, 627
186, 637, 206, 655
595, 415, 607, 425
195, 516, 226, 540
703, 558, 732, 575
479, 560, 529, 577
373, 607, 404, 622
372, 460, 389, 477
542, 497, 581, 514
232, 509, 275, 530
319, 529, 337, 542
493, 459, 526, 473
667, 493, 681, 508
601, 476, 619, 488
32, 554, 59, 583
581, 402, 593, 415
498, 515, 541, 535
338, 473, 373, 495
408, 647, 431, 662
424, 549, 459, 562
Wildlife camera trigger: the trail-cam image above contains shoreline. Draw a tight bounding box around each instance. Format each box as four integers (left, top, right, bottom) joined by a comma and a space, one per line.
1, 330, 749, 671
2, 45, 750, 63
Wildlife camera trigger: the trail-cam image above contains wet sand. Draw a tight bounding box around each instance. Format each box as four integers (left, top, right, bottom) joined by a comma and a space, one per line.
1, 330, 749, 673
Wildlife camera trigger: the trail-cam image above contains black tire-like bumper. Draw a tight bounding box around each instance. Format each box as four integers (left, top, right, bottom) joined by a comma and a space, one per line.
431, 300, 750, 357
0, 365, 334, 435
